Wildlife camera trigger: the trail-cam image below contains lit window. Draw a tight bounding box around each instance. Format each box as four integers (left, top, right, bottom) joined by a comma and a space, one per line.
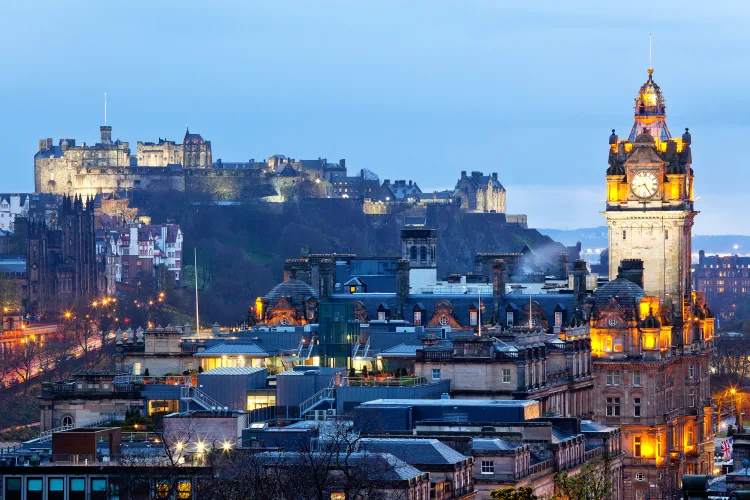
604, 336, 613, 352
439, 317, 448, 326
481, 460, 494, 474
634, 436, 642, 457
432, 369, 441, 381
414, 311, 422, 326
470, 310, 478, 326
554, 311, 562, 326
506, 312, 514, 326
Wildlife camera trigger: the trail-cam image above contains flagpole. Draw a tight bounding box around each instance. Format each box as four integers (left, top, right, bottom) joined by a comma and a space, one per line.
478, 289, 482, 337
194, 248, 200, 334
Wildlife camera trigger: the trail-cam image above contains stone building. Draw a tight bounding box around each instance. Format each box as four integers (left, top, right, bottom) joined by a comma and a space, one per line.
454, 171, 506, 213
693, 250, 750, 322
590, 67, 716, 500
19, 196, 107, 315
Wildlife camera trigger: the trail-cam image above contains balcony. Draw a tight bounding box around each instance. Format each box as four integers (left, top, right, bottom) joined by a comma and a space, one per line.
626, 457, 657, 466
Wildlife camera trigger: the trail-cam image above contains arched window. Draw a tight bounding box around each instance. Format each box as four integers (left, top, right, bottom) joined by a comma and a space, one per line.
420, 246, 427, 262
410, 246, 417, 261
61, 415, 74, 428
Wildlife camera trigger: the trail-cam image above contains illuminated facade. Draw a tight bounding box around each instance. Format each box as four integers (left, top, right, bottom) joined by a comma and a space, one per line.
591, 69, 716, 499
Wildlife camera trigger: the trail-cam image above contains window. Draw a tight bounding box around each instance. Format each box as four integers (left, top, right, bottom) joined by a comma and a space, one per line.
70, 478, 86, 500
555, 311, 563, 326
687, 426, 695, 446
470, 310, 478, 326
634, 397, 642, 417
502, 368, 512, 384
27, 479, 43, 500
49, 478, 64, 500
689, 389, 695, 407
608, 318, 616, 327
133, 361, 142, 376
61, 415, 74, 427
331, 494, 346, 500
635, 472, 645, 482
5, 478, 21, 500
91, 479, 107, 500
606, 397, 620, 416
432, 369, 441, 380
633, 370, 641, 386
439, 317, 448, 326
481, 460, 495, 474
665, 230, 669, 240
420, 246, 427, 262
606, 370, 620, 386
623, 230, 627, 240
656, 435, 662, 457
177, 480, 192, 499
506, 312, 514, 326
377, 311, 386, 321
634, 436, 642, 457
604, 336, 613, 352
414, 311, 422, 326
689, 365, 695, 378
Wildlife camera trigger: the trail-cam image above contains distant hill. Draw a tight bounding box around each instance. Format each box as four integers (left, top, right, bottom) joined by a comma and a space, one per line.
539, 226, 750, 256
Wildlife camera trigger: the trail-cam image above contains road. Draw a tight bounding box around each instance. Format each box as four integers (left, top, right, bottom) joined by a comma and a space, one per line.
0, 337, 102, 387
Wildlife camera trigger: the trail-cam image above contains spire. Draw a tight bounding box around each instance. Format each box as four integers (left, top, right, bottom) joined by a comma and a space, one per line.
628, 68, 670, 142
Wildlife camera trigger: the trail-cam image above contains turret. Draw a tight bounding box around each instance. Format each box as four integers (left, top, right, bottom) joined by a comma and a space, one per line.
100, 125, 112, 144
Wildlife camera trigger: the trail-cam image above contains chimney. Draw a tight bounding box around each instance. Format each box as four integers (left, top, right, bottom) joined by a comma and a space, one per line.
492, 172, 498, 180
100, 125, 112, 144
318, 259, 335, 301
461, 171, 467, 179
39, 139, 47, 152
620, 259, 644, 289
557, 252, 569, 280
46, 138, 53, 150
396, 260, 410, 320
572, 259, 588, 312
492, 259, 506, 318
699, 250, 705, 266
339, 159, 346, 169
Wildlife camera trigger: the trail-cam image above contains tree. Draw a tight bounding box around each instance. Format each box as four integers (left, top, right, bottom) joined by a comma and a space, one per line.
551, 461, 613, 500
361, 365, 369, 378
5, 339, 41, 393
490, 487, 538, 500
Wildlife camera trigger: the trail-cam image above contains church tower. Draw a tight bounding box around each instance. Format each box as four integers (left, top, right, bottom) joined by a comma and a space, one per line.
604, 68, 696, 327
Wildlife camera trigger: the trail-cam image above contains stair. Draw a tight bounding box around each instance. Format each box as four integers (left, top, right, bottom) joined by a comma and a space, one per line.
180, 386, 224, 411
25, 412, 122, 446
299, 380, 336, 417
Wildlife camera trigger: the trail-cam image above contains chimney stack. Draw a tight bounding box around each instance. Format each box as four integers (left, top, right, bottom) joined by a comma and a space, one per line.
620, 259, 644, 290
396, 260, 410, 320
492, 259, 506, 319
318, 259, 335, 301
558, 252, 570, 280
572, 259, 588, 312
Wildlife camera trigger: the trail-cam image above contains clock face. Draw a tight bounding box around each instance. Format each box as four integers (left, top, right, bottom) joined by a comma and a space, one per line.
631, 171, 659, 199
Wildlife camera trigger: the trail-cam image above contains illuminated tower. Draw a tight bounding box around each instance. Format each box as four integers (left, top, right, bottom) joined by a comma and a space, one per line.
604, 68, 695, 327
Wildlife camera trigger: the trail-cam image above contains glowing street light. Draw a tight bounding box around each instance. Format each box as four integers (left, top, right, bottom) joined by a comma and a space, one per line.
222, 441, 232, 452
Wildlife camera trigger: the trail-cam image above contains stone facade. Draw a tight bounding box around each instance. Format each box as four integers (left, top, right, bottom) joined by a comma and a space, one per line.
455, 171, 506, 213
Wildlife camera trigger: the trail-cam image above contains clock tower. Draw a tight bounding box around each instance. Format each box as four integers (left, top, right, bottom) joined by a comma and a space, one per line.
604, 68, 696, 327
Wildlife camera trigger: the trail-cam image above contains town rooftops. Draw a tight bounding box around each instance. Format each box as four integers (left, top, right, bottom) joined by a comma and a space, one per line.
199, 367, 267, 376
193, 343, 269, 357
360, 438, 470, 466
471, 438, 525, 452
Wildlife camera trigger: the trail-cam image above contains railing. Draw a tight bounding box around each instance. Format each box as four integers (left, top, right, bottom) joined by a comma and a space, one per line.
180, 386, 224, 411
529, 459, 554, 476
29, 412, 122, 444
418, 351, 453, 360
584, 446, 604, 462
299, 380, 336, 417
342, 376, 428, 387
114, 375, 192, 386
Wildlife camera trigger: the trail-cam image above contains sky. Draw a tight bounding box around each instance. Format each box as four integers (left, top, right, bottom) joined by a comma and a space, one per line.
1, 0, 748, 234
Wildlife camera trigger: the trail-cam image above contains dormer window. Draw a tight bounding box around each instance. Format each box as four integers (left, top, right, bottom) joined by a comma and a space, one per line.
377, 311, 386, 321
414, 310, 422, 326
506, 312, 514, 326
470, 310, 478, 326
608, 319, 616, 327
554, 312, 562, 326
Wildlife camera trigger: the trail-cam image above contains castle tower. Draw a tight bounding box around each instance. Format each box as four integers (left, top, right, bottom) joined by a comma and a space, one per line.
604, 68, 695, 326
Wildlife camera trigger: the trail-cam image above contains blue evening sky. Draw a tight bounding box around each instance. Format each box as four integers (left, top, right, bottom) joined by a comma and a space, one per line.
0, 1, 748, 234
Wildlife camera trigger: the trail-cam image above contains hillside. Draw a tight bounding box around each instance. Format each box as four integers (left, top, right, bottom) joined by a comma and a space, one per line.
133, 193, 570, 323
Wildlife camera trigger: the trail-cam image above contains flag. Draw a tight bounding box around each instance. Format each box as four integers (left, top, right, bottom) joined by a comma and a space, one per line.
721, 437, 733, 461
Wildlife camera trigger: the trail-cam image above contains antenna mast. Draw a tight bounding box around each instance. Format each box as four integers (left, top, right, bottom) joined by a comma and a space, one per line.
104, 92, 107, 125
194, 248, 200, 333
478, 289, 482, 337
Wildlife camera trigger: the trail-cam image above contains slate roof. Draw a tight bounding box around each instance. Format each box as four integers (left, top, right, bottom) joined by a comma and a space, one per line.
378, 342, 423, 358
35, 145, 65, 159
193, 343, 269, 357
264, 279, 318, 305
359, 438, 469, 466
592, 277, 646, 310
580, 420, 615, 433
471, 438, 522, 452
199, 367, 267, 375
551, 427, 576, 443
